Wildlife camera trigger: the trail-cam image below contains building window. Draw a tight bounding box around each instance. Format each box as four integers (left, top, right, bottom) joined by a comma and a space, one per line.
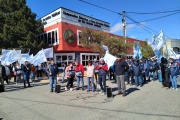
81, 53, 100, 66
77, 30, 82, 45
54, 53, 75, 68
38, 28, 59, 46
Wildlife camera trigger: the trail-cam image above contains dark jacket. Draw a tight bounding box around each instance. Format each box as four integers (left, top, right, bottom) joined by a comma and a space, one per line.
132, 61, 141, 76
49, 64, 59, 76
169, 62, 179, 76
0, 65, 6, 78
22, 64, 31, 74
114, 59, 129, 75
96, 63, 108, 75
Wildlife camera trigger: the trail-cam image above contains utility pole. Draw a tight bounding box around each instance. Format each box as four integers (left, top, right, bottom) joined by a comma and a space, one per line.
122, 11, 126, 43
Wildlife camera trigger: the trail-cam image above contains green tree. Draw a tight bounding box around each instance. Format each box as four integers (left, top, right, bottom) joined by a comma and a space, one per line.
140, 41, 154, 58
80, 28, 132, 56
0, 0, 46, 54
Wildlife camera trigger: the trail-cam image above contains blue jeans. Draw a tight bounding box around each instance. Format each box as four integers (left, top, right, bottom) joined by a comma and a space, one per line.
24, 72, 30, 87
76, 76, 84, 89
87, 77, 95, 91
49, 76, 57, 91
61, 72, 65, 82
134, 76, 142, 86
30, 72, 35, 80
98, 75, 106, 93
170, 75, 177, 89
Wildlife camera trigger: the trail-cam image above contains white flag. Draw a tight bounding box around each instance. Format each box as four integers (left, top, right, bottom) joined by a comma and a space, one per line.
19, 52, 30, 64
2, 49, 21, 56
5, 50, 19, 65
102, 45, 109, 53
43, 47, 53, 58
133, 43, 142, 60
103, 53, 117, 69
151, 30, 165, 50
31, 49, 47, 66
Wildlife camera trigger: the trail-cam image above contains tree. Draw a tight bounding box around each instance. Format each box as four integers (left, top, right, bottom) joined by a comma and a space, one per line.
0, 0, 46, 54
80, 28, 133, 56
140, 41, 154, 58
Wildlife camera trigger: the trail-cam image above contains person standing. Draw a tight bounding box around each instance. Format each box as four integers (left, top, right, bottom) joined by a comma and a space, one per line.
4, 65, 10, 84
49, 59, 59, 93
22, 61, 31, 88
128, 58, 134, 85
65, 62, 75, 91
61, 63, 67, 83
36, 64, 42, 80
169, 58, 179, 90
133, 60, 143, 87
93, 59, 99, 82
14, 62, 22, 85
140, 59, 146, 84
96, 58, 108, 95
114, 55, 129, 96
30, 64, 36, 83
75, 61, 84, 90
0, 61, 6, 92
86, 61, 95, 92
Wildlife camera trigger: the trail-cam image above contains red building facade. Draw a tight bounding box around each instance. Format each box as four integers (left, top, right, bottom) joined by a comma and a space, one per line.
40, 7, 141, 67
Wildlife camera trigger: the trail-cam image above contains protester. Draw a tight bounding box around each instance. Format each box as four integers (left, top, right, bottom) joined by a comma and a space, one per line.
14, 62, 22, 85
75, 61, 84, 90
12, 63, 17, 83
4, 65, 10, 84
49, 59, 59, 92
86, 61, 95, 92
44, 61, 50, 78
22, 61, 31, 88
93, 59, 99, 82
144, 59, 150, 82
65, 62, 75, 91
127, 58, 134, 85
169, 58, 179, 90
140, 59, 146, 84
30, 64, 36, 83
36, 64, 42, 80
96, 58, 108, 95
61, 63, 67, 83
148, 58, 158, 81
114, 55, 129, 96
133, 60, 143, 87
0, 61, 6, 92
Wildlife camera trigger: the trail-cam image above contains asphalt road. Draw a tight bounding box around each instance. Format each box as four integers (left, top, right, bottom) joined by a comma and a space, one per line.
0, 78, 180, 120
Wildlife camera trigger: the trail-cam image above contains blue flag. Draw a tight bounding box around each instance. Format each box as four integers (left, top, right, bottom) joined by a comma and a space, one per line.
133, 43, 142, 60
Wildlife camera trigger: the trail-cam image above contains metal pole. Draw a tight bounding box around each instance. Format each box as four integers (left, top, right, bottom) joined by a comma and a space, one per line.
122, 11, 126, 43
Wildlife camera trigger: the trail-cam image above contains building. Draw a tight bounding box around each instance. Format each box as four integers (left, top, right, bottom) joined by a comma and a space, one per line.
162, 39, 180, 57
40, 7, 142, 68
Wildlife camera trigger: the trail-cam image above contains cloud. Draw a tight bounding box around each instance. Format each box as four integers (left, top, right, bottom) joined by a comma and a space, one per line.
137, 22, 146, 28
110, 23, 136, 33
130, 36, 136, 39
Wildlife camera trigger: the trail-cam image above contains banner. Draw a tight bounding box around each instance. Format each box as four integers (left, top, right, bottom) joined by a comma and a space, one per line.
151, 30, 165, 50
31, 49, 47, 66
103, 53, 117, 69
4, 50, 19, 65
2, 49, 21, 56
43, 47, 53, 58
18, 52, 30, 64
133, 43, 142, 60
102, 45, 109, 53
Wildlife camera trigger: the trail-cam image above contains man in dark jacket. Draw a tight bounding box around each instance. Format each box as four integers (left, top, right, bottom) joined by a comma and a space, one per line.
22, 61, 31, 88
0, 61, 6, 92
114, 55, 129, 96
133, 60, 143, 87
96, 58, 108, 95
49, 59, 59, 92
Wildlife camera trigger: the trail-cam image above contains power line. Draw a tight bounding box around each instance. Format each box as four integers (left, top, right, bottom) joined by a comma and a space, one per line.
127, 11, 180, 24
126, 15, 173, 39
79, 0, 122, 15
126, 9, 180, 14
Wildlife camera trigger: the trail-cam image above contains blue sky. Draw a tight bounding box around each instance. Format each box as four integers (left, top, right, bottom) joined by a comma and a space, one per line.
27, 0, 180, 41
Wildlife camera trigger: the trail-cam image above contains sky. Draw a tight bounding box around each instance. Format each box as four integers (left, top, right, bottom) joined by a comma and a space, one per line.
26, 0, 180, 41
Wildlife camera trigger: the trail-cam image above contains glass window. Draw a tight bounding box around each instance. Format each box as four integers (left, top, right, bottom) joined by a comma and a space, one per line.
48, 32, 51, 44
41, 34, 44, 40
68, 56, 72, 60
62, 55, 67, 61
55, 30, 58, 43
44, 33, 47, 43
52, 31, 55, 44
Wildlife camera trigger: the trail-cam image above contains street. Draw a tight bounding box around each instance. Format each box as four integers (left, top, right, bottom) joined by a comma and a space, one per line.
0, 78, 180, 120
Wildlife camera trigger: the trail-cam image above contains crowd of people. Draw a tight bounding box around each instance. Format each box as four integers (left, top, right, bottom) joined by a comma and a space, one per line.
0, 55, 179, 96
